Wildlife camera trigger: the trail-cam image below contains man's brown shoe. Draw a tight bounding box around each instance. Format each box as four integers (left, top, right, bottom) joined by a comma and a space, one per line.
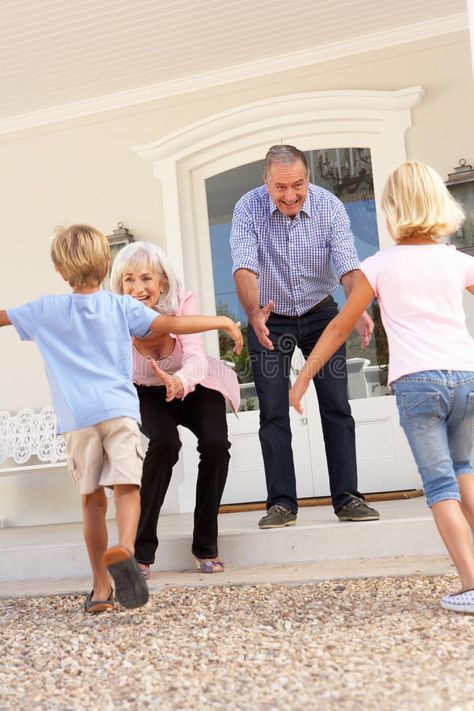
336, 496, 379, 522
258, 504, 297, 529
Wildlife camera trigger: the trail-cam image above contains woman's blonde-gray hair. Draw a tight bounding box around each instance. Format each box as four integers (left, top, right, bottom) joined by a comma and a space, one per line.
109, 241, 181, 314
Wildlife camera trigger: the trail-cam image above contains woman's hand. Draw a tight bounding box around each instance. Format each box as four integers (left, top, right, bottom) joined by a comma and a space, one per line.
220, 317, 243, 354
151, 362, 185, 401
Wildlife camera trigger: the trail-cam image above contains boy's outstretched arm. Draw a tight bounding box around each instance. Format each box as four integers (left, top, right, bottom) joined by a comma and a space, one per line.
150, 314, 243, 354
290, 273, 375, 414
0, 311, 12, 327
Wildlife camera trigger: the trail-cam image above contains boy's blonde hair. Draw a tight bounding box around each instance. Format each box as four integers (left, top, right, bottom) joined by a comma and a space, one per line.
50, 224, 110, 288
381, 161, 465, 242
110, 241, 181, 315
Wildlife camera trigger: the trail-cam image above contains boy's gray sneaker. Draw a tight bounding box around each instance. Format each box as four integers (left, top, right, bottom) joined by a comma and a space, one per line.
258, 504, 297, 529
336, 496, 380, 522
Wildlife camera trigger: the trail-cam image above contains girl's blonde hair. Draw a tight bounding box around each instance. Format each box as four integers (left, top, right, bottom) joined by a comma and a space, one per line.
109, 241, 181, 314
50, 224, 110, 288
381, 160, 465, 242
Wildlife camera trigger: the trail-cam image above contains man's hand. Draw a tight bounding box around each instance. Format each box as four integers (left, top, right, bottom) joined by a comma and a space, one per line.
233, 270, 273, 350
151, 362, 185, 402
250, 300, 274, 350
355, 310, 374, 349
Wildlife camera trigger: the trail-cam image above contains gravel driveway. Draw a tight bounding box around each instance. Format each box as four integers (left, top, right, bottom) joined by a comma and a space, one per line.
1, 575, 473, 710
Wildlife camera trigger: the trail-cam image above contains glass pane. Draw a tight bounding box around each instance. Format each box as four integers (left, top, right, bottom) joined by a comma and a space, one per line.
207, 161, 264, 411
205, 147, 390, 407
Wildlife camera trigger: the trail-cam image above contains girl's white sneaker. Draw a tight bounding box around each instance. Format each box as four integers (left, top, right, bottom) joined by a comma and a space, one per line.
440, 588, 474, 614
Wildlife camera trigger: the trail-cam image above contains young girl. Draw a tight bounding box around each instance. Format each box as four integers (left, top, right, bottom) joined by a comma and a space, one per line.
290, 161, 474, 614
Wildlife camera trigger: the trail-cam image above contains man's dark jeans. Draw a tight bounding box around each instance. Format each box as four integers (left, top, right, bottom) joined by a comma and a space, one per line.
247, 298, 361, 513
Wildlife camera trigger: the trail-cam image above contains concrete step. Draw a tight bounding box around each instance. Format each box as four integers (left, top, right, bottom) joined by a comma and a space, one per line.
0, 555, 455, 599
0, 498, 445, 584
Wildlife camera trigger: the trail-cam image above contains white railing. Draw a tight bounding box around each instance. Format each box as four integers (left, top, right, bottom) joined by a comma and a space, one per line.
0, 407, 66, 475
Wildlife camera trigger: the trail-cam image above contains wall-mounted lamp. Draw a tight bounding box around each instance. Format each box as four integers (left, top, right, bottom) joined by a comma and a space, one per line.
445, 160, 474, 254
104, 222, 135, 288
106, 221, 134, 254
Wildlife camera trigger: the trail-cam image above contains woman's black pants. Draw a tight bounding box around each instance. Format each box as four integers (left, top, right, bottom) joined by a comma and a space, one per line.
134, 384, 230, 563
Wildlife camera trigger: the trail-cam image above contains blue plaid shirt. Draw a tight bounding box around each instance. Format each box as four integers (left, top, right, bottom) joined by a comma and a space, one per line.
231, 183, 360, 317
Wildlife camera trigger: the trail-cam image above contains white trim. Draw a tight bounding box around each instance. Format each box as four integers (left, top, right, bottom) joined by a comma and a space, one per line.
0, 462, 67, 478
0, 16, 462, 135
468, 0, 474, 77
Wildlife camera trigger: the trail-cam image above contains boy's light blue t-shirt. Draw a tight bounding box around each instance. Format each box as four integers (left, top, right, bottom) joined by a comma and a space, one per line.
7, 291, 158, 434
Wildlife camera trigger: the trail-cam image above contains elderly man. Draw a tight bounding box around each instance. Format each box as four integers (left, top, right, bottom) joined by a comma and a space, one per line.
231, 144, 379, 528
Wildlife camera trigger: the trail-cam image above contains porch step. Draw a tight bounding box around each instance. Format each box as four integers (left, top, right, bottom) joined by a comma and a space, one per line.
0, 498, 444, 584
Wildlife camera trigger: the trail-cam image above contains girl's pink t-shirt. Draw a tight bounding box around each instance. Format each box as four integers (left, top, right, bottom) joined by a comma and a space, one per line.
360, 244, 474, 385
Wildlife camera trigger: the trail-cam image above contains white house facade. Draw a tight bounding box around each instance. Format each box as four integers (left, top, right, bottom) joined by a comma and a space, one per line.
1, 3, 473, 526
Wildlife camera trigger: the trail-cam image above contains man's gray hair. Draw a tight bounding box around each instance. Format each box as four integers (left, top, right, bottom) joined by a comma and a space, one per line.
263, 145, 309, 180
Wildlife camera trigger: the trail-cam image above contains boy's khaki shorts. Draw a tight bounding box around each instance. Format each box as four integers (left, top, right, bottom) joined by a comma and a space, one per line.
63, 417, 144, 495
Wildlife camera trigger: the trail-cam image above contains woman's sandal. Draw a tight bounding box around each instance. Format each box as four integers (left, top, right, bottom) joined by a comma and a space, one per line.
84, 589, 115, 614
138, 562, 151, 580
194, 558, 225, 574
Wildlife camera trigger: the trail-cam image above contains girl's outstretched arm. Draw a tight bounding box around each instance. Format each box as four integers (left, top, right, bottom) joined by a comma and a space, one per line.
150, 313, 243, 354
0, 311, 11, 327
290, 273, 375, 414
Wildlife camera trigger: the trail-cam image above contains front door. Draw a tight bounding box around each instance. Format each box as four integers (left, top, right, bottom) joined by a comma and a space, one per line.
202, 148, 419, 504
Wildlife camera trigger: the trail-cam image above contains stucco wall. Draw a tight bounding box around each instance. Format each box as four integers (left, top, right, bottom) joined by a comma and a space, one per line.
1, 30, 472, 411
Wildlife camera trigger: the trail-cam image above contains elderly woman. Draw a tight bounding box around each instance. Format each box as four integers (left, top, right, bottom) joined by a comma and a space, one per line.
111, 242, 239, 576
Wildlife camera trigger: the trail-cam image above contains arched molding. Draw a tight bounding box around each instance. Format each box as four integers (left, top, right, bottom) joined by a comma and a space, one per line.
134, 87, 423, 163
134, 87, 424, 300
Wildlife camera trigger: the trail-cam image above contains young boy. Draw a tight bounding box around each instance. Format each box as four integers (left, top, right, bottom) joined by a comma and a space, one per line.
0, 224, 242, 612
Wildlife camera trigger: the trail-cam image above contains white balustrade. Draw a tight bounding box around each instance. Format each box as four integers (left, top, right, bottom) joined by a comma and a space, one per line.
0, 407, 66, 474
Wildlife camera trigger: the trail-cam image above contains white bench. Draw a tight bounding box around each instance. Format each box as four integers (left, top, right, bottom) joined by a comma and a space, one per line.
0, 407, 66, 476
0, 408, 70, 527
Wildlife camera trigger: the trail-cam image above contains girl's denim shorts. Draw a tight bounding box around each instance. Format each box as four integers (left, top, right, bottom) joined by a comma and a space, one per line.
391, 370, 474, 507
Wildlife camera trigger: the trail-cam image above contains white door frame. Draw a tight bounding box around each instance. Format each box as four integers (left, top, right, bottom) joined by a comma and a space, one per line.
133, 87, 424, 510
